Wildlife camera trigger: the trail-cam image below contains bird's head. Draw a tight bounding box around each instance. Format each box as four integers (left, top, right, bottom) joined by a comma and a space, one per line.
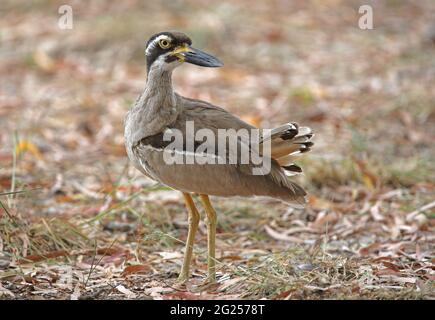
145, 31, 223, 74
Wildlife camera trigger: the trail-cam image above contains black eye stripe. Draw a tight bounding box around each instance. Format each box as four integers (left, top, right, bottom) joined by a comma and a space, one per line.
165, 55, 178, 63
146, 46, 165, 71
145, 32, 193, 72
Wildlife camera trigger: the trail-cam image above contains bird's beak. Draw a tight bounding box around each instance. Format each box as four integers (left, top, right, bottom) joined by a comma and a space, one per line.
171, 45, 223, 68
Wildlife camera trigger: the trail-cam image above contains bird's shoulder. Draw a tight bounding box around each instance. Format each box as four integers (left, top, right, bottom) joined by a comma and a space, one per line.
175, 95, 255, 131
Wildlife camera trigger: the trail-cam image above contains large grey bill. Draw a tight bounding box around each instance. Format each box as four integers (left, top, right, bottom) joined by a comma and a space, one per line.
183, 47, 223, 67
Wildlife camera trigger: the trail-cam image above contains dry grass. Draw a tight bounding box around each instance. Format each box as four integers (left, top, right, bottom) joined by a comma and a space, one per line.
0, 0, 434, 299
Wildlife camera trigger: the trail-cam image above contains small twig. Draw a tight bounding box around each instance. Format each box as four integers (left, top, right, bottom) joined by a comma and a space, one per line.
84, 238, 117, 287
0, 188, 42, 197
71, 181, 104, 199
84, 184, 167, 224
84, 192, 141, 224
84, 240, 98, 288
0, 200, 14, 221
8, 132, 18, 208
406, 200, 435, 221
41, 218, 69, 252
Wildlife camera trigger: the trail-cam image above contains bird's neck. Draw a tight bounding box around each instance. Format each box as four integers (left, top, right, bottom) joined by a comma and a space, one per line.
129, 67, 179, 140
143, 68, 176, 108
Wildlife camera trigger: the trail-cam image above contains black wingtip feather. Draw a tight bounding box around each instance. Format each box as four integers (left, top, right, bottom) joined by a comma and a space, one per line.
282, 164, 303, 173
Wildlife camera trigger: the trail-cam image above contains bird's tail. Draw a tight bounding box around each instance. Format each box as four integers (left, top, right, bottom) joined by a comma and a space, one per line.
261, 122, 314, 175
256, 122, 314, 207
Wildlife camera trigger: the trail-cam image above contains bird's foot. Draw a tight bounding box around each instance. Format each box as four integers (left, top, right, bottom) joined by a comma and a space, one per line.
187, 276, 218, 293
174, 273, 189, 288
196, 275, 217, 290
202, 275, 216, 285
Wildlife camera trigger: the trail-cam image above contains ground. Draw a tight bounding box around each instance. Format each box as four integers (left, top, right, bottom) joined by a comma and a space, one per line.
0, 0, 434, 299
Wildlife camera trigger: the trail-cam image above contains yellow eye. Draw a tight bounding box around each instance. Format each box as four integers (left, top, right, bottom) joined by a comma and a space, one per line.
159, 39, 171, 49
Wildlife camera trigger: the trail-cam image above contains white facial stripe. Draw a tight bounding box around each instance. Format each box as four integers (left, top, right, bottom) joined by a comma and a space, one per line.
145, 35, 171, 56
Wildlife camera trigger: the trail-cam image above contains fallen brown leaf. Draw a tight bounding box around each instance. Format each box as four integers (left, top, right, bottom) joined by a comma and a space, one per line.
122, 264, 151, 276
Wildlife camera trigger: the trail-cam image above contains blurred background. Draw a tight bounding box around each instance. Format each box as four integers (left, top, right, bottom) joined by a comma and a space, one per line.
0, 0, 434, 299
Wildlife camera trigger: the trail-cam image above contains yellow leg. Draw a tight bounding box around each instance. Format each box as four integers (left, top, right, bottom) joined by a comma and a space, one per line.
199, 194, 217, 283
177, 192, 200, 284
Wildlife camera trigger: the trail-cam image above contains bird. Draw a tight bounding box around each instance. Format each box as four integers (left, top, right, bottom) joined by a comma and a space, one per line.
124, 31, 314, 285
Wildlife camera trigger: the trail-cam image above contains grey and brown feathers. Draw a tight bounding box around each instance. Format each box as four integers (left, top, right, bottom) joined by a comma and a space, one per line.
124, 31, 314, 207
263, 122, 314, 173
